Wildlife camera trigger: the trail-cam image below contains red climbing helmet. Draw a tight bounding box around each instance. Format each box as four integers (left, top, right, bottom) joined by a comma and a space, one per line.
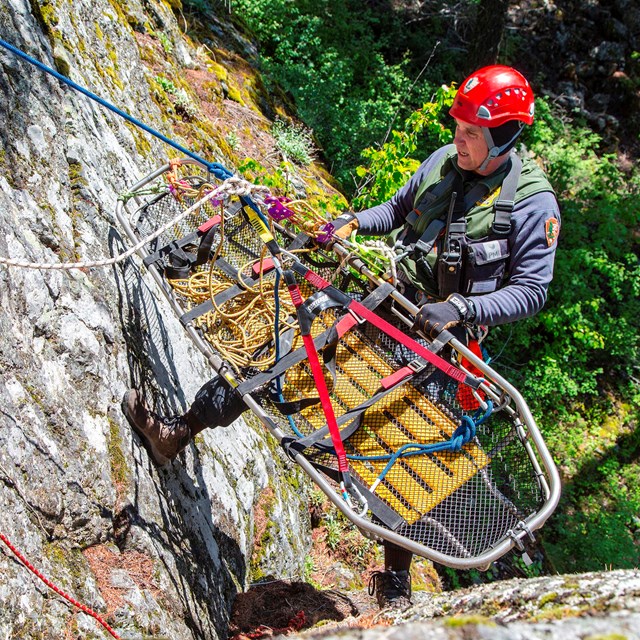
449, 65, 535, 127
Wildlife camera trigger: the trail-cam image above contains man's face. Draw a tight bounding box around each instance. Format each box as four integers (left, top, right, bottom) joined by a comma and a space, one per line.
453, 119, 489, 173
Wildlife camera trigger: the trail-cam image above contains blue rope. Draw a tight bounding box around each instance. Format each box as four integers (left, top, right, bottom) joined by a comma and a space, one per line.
350, 400, 493, 479
0, 38, 233, 181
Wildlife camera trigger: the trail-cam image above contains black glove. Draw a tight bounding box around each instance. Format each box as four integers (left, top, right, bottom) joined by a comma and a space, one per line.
412, 293, 475, 339
318, 212, 359, 247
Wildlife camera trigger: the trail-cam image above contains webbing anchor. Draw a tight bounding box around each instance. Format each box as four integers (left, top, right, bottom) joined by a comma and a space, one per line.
506, 522, 536, 566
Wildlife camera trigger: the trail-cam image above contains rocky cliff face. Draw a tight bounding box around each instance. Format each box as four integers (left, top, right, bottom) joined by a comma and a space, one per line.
0, 1, 318, 638
2, 2, 639, 640
300, 569, 640, 640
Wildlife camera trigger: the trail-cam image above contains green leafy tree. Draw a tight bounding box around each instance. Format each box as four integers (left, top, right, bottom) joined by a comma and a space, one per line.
231, 0, 444, 189
351, 84, 456, 209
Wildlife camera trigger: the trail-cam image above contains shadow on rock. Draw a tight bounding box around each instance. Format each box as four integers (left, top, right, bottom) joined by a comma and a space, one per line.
228, 580, 361, 639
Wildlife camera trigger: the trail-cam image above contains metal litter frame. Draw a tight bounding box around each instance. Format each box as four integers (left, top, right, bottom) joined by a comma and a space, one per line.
115, 159, 561, 570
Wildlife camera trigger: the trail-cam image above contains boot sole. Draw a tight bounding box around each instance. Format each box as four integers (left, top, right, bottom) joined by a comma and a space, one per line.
121, 392, 171, 467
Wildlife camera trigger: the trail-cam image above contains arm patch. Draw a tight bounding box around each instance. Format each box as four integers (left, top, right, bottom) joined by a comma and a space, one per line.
545, 217, 560, 246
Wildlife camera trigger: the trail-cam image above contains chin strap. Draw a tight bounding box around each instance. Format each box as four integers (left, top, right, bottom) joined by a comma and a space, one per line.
478, 124, 524, 173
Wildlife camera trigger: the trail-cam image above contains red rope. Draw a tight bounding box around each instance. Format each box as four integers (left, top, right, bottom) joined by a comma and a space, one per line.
0, 531, 121, 639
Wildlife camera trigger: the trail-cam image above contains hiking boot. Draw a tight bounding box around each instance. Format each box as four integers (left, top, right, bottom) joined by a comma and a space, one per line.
368, 570, 412, 610
122, 390, 193, 466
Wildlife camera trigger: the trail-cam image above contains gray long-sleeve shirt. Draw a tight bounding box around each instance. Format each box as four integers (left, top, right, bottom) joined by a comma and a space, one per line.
355, 146, 561, 326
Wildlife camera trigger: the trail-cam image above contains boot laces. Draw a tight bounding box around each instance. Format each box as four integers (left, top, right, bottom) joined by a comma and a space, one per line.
154, 414, 190, 446
368, 570, 411, 603
161, 414, 186, 431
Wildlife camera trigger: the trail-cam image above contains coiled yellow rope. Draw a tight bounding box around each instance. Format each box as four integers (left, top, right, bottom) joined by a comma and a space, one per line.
165, 172, 301, 371
169, 258, 297, 372
160, 161, 393, 370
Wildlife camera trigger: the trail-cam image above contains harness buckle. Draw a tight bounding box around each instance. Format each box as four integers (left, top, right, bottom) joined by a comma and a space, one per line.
492, 220, 512, 234
493, 198, 515, 212
408, 358, 427, 373
492, 199, 514, 235
347, 308, 366, 325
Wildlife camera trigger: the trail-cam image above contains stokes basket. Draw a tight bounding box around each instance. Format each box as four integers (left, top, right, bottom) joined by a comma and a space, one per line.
116, 159, 561, 569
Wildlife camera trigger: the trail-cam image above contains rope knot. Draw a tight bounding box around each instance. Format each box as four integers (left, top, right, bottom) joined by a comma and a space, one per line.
450, 416, 476, 451
219, 177, 271, 199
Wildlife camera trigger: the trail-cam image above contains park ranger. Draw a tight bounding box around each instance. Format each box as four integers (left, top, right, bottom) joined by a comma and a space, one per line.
332, 64, 561, 607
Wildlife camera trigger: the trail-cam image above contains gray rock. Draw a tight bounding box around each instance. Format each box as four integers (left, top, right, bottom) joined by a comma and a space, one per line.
1, 2, 637, 640
0, 1, 311, 639
296, 570, 640, 640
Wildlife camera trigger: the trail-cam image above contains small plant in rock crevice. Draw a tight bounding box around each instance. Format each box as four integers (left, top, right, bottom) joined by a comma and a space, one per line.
271, 118, 316, 166
155, 75, 199, 120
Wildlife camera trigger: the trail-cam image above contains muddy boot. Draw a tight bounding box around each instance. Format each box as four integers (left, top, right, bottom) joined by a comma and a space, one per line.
368, 570, 412, 610
122, 390, 205, 466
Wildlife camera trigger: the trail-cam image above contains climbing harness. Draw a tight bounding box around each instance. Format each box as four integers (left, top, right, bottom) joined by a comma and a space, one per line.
391, 146, 554, 298
116, 158, 561, 569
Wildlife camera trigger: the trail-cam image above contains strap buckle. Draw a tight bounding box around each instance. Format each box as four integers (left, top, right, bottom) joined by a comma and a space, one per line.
408, 358, 427, 373
493, 198, 515, 212
441, 238, 462, 266
492, 220, 512, 235
347, 308, 365, 325
492, 199, 514, 235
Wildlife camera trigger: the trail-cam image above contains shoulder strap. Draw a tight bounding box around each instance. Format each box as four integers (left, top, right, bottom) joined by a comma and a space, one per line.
407, 148, 457, 228
492, 153, 522, 235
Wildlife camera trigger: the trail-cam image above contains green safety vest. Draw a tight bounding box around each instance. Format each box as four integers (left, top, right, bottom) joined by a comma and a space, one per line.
392, 147, 555, 299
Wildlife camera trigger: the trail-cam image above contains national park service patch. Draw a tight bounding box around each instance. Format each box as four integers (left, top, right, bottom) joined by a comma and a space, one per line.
545, 217, 560, 247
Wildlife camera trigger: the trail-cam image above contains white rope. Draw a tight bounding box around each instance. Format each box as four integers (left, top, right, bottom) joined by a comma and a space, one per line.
0, 177, 270, 271
342, 238, 398, 285
359, 239, 398, 286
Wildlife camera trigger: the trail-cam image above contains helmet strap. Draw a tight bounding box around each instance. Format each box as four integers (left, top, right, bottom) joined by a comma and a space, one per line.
478, 124, 524, 172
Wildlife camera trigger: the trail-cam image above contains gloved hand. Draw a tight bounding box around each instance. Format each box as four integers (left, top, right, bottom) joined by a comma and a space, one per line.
412, 293, 475, 339
318, 212, 359, 247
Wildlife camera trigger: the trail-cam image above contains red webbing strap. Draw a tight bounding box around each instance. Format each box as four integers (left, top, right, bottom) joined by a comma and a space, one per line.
302, 333, 349, 473
333, 313, 359, 338
198, 214, 222, 233
252, 257, 275, 275
379, 366, 414, 390
350, 299, 469, 385
287, 279, 349, 474
303, 269, 330, 291
298, 268, 473, 387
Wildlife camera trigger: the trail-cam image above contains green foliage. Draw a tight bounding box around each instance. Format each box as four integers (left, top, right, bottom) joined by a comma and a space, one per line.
237, 157, 294, 192
545, 414, 640, 571
232, 0, 449, 188
302, 554, 320, 587
323, 512, 343, 551
352, 84, 456, 209
489, 98, 640, 412
155, 75, 177, 93
157, 31, 174, 55
155, 75, 198, 119
221, 0, 640, 580
226, 130, 239, 150
320, 507, 379, 573
271, 118, 316, 165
